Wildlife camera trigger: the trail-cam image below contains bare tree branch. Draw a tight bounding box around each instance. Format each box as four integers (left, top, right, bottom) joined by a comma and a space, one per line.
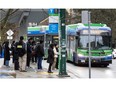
0, 9, 19, 22
0, 9, 6, 12
9, 9, 19, 16
1, 9, 13, 30
0, 9, 19, 30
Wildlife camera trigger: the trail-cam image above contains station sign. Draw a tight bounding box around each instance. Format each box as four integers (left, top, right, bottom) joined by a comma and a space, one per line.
49, 9, 59, 34
27, 26, 49, 35
49, 9, 59, 15
49, 9, 55, 14
49, 23, 58, 34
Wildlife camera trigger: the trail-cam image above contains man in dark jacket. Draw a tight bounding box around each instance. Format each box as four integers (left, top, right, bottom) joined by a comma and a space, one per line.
17, 36, 27, 72
14, 42, 19, 70
27, 38, 33, 68
35, 40, 44, 70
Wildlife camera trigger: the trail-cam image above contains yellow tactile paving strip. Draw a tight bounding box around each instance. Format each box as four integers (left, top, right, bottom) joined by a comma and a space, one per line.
36, 71, 58, 75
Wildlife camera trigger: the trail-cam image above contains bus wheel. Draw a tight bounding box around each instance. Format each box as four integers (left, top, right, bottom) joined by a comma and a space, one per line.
73, 57, 78, 66
73, 58, 76, 65
101, 64, 108, 67
104, 64, 108, 67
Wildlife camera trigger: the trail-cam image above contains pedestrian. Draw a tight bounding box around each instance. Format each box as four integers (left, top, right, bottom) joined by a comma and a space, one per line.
52, 43, 59, 70
47, 44, 54, 73
16, 36, 27, 72
14, 42, 19, 70
27, 38, 33, 68
35, 40, 44, 70
4, 41, 10, 67
11, 41, 15, 63
31, 41, 37, 63
0, 44, 2, 58
2, 42, 6, 65
55, 44, 59, 69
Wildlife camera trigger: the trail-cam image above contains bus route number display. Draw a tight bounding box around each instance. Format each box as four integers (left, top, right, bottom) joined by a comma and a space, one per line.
81, 29, 109, 35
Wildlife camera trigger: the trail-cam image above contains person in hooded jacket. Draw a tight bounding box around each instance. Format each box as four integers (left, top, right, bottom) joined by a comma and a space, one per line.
35, 40, 44, 70
4, 41, 10, 67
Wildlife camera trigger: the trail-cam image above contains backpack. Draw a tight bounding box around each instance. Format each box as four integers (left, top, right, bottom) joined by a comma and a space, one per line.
35, 44, 44, 57
16, 41, 26, 57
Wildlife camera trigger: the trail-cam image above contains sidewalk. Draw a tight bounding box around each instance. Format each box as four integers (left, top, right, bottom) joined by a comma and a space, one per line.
0, 58, 79, 79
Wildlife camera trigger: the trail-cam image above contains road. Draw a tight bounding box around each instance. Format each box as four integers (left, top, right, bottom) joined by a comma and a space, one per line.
66, 59, 116, 78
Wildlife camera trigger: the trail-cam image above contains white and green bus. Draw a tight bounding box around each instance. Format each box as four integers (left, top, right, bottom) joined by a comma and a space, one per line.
66, 23, 112, 67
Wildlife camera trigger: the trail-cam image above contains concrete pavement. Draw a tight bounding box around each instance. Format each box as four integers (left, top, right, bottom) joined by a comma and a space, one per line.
0, 58, 79, 79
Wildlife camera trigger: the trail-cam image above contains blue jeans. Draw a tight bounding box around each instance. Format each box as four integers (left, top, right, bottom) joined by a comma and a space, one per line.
5, 60, 9, 66
37, 56, 43, 69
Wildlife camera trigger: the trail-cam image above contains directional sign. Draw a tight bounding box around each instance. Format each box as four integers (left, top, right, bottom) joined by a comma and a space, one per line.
6, 29, 14, 36
7, 36, 13, 40
49, 16, 59, 23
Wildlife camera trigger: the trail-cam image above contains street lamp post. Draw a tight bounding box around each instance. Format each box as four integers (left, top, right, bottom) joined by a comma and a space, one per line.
88, 11, 91, 78
58, 9, 69, 77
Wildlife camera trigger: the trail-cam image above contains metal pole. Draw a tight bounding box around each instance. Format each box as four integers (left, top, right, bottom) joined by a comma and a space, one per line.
44, 33, 46, 50
58, 9, 69, 77
9, 38, 11, 48
44, 32, 46, 59
88, 11, 91, 78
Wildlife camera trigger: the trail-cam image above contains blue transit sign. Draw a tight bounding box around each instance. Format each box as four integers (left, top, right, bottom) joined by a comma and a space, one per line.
27, 26, 48, 35
28, 31, 40, 35
49, 9, 55, 14
49, 23, 58, 34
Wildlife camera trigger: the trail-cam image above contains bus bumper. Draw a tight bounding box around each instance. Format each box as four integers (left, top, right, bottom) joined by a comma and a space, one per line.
77, 56, 112, 65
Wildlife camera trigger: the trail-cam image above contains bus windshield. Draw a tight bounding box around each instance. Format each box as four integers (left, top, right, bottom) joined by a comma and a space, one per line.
78, 35, 111, 50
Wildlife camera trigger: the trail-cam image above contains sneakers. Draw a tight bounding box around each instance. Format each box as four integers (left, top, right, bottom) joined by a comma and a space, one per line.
6, 66, 10, 68
27, 66, 32, 69
37, 69, 43, 72
20, 70, 27, 72
19, 68, 27, 72
48, 71, 53, 73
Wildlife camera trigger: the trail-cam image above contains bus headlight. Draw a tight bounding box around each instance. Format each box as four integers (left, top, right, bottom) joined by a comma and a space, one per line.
107, 54, 112, 56
78, 54, 84, 57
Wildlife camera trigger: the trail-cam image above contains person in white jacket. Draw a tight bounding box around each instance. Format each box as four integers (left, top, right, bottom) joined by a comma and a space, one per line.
52, 44, 59, 70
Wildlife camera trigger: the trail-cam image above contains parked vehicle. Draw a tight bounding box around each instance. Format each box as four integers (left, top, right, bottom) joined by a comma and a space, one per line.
112, 49, 116, 59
